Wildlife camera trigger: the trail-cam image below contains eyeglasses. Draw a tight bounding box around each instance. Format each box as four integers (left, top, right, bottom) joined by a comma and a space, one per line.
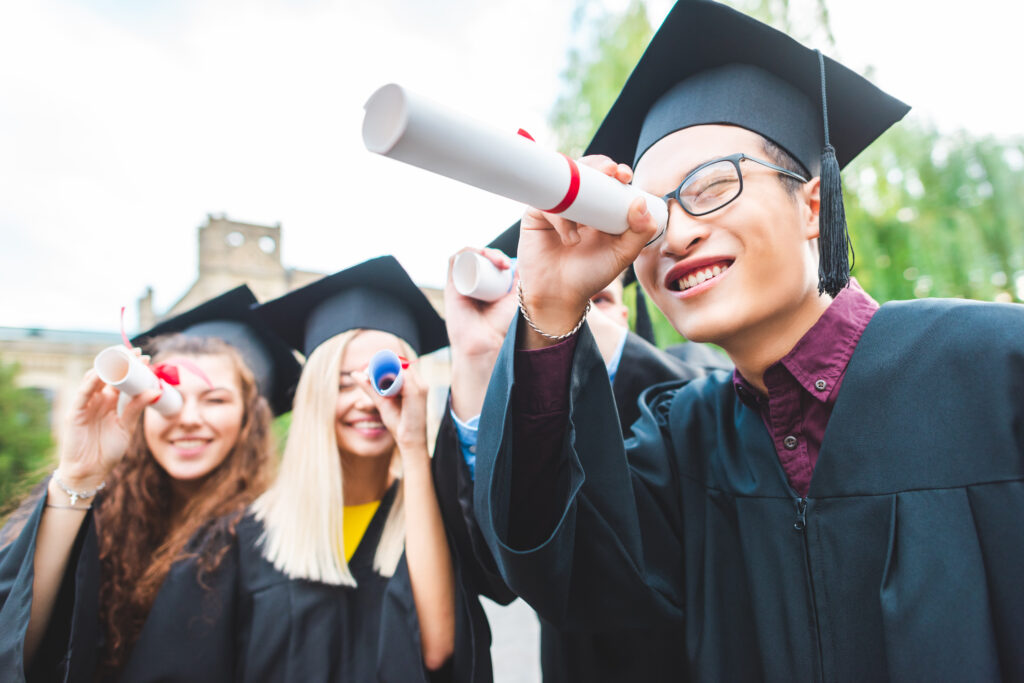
662, 152, 810, 217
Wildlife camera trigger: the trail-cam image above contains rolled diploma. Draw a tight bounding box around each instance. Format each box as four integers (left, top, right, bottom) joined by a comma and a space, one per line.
94, 346, 182, 417
368, 349, 404, 398
362, 84, 669, 236
452, 253, 516, 302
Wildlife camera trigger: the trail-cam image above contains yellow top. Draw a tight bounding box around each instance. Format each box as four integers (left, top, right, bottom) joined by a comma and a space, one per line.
342, 499, 381, 562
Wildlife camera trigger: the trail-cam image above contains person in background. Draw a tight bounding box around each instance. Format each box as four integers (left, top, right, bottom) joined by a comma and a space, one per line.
251, 255, 490, 682
434, 225, 713, 681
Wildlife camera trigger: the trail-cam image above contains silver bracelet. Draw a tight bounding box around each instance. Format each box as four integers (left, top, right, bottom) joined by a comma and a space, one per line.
52, 469, 106, 507
516, 280, 591, 341
46, 502, 91, 511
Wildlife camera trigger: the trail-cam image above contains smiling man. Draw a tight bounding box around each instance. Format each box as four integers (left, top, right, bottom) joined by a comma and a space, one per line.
467, 1, 1024, 680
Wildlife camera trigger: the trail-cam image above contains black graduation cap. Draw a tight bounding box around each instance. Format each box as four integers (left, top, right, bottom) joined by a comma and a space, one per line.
584, 0, 910, 297
486, 221, 520, 257
132, 285, 302, 416
255, 255, 448, 358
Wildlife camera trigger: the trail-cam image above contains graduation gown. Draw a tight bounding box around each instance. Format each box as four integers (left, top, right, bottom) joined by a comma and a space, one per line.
474, 298, 1024, 682
1, 484, 490, 682
433, 332, 714, 681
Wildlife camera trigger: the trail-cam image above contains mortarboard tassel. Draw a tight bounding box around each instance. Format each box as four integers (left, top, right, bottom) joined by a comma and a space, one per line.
816, 50, 853, 298
634, 280, 656, 344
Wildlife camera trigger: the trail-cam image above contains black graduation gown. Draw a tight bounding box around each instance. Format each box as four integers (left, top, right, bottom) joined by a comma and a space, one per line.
433, 332, 715, 682
663, 342, 733, 373
474, 298, 1024, 682
1, 484, 491, 682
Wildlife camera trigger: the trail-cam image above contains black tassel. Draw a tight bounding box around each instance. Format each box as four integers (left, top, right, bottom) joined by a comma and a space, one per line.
634, 283, 656, 344
815, 50, 852, 298
817, 143, 851, 297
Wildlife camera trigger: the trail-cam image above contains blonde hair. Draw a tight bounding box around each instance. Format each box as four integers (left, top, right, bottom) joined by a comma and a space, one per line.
252, 329, 411, 585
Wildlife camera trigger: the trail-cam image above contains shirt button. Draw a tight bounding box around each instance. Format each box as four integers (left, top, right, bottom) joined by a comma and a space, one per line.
814, 379, 828, 391
469, 445, 476, 454
783, 435, 799, 450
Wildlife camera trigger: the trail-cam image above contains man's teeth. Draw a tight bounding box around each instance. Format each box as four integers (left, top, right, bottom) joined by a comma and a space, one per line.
353, 421, 384, 429
680, 264, 728, 291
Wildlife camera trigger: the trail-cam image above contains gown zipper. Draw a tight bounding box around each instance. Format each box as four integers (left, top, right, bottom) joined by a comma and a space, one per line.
794, 497, 825, 682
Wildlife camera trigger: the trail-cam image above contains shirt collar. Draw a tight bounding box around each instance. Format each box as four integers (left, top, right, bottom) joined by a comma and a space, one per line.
733, 280, 879, 404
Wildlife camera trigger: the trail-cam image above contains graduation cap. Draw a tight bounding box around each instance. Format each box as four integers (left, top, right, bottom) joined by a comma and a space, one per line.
255, 255, 448, 358
132, 285, 302, 416
584, 0, 910, 297
485, 221, 520, 258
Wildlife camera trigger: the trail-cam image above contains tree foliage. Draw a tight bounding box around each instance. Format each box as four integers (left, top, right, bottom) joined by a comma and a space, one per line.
548, 0, 1024, 347
0, 361, 54, 515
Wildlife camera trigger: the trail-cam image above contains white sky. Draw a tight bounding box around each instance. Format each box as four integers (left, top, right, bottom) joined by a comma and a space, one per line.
2, 0, 1021, 332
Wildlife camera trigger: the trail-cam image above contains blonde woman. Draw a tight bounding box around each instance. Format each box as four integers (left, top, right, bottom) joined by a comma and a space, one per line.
248, 256, 489, 682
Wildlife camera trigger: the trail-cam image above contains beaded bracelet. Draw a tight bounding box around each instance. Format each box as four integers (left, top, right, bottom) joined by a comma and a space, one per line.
516, 280, 591, 341
52, 469, 106, 507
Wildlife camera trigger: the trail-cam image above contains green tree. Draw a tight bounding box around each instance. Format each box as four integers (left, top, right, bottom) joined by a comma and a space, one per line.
549, 0, 653, 158
548, 0, 1024, 348
0, 361, 55, 515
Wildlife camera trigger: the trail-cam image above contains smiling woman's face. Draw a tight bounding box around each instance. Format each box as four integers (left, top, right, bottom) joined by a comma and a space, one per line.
143, 353, 244, 483
632, 124, 822, 348
334, 330, 405, 461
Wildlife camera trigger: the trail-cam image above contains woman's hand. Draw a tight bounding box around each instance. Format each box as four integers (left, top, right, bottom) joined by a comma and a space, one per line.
354, 364, 429, 457
57, 356, 160, 490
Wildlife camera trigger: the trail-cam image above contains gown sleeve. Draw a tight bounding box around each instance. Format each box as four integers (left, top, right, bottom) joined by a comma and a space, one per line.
474, 315, 687, 632
378, 552, 493, 683
432, 405, 516, 606
0, 484, 101, 683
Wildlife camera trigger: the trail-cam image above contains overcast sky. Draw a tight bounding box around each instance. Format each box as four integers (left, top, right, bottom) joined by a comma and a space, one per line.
2, 0, 1021, 333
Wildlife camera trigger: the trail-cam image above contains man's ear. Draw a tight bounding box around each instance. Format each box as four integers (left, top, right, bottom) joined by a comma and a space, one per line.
802, 177, 822, 240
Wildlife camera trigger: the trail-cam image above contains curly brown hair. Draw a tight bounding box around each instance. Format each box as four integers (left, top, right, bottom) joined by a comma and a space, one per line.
94, 334, 275, 676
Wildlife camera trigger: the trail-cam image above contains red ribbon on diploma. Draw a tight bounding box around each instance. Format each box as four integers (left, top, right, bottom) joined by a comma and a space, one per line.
517, 129, 582, 215
119, 307, 214, 391
151, 363, 180, 386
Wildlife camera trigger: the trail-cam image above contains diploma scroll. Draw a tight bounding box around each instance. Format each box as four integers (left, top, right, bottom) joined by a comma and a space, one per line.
452, 253, 516, 302
368, 349, 405, 398
362, 84, 669, 235
94, 346, 183, 417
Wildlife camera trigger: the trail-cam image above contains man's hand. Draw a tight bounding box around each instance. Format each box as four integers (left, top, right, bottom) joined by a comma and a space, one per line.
516, 156, 659, 348
445, 247, 518, 421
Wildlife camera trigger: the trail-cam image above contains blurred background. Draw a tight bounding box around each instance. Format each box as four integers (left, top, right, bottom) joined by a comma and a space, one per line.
1, 2, 1022, 677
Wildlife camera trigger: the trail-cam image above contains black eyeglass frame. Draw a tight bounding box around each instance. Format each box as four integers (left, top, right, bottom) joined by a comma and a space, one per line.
662, 152, 810, 217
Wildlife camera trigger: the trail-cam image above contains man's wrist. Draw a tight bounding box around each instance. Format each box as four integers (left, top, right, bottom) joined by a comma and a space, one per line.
516, 284, 590, 350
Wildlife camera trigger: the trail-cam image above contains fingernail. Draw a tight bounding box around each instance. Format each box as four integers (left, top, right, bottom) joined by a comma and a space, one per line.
570, 230, 581, 245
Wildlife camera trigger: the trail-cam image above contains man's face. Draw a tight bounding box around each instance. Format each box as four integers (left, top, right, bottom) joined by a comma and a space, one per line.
632, 124, 822, 348
592, 278, 630, 328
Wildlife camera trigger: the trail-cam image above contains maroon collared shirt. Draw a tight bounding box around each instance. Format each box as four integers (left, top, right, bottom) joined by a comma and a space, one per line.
732, 282, 879, 497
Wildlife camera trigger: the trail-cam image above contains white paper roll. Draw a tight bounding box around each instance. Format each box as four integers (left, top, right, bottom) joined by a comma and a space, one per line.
452, 253, 516, 302
362, 84, 669, 236
94, 346, 182, 417
368, 349, 404, 398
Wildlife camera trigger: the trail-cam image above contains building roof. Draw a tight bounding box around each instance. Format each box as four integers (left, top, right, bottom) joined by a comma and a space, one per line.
0, 326, 121, 348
